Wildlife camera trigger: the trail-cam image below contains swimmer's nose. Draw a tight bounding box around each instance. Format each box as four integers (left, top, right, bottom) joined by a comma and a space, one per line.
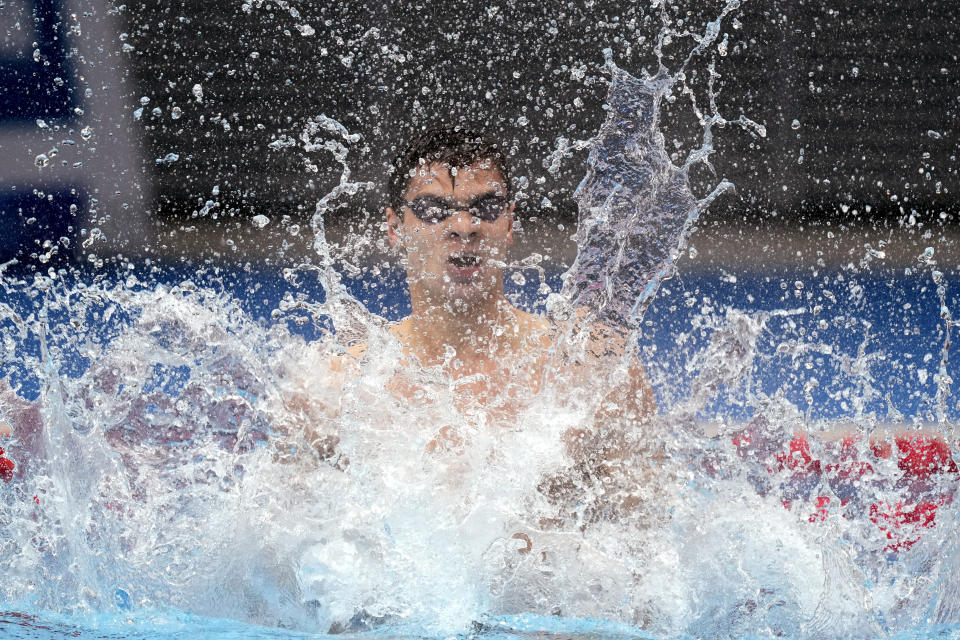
447, 211, 479, 242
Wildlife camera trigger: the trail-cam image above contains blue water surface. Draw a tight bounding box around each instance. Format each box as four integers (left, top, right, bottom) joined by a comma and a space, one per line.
2, 610, 960, 640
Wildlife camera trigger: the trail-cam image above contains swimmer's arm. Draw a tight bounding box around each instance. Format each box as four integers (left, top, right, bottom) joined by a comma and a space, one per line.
565, 361, 656, 463
274, 344, 364, 465
581, 319, 657, 425
559, 358, 660, 521
563, 320, 657, 467
596, 360, 656, 424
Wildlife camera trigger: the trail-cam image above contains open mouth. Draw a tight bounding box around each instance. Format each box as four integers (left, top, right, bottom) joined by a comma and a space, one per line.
446, 253, 484, 282
448, 253, 482, 269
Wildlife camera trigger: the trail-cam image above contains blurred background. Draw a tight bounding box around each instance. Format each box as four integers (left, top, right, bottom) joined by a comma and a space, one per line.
3, 0, 958, 271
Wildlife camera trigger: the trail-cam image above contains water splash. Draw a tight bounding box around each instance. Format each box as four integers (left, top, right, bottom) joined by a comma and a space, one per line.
0, 3, 958, 640
554, 0, 763, 336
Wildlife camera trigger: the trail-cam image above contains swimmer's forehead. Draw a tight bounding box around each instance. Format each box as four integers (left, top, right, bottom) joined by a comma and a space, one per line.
404, 161, 508, 200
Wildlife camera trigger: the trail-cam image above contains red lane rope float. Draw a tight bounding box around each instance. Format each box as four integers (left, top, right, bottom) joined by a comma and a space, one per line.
0, 445, 14, 483
764, 433, 958, 551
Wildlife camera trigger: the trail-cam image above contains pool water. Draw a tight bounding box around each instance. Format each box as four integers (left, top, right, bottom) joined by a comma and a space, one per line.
0, 260, 957, 639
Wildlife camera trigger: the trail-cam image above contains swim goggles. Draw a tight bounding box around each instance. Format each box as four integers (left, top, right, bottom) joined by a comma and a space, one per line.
404, 194, 509, 224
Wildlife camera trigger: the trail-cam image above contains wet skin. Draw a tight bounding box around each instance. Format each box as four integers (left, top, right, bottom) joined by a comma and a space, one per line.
278, 161, 658, 537
383, 161, 554, 417
385, 161, 517, 322
380, 161, 656, 448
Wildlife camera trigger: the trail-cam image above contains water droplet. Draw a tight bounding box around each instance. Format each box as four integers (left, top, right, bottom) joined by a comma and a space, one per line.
791, 119, 801, 130
139, 96, 150, 105
851, 66, 859, 78
927, 130, 943, 139
156, 152, 180, 165
192, 83, 203, 102
34, 154, 49, 168
80, 126, 93, 141
252, 214, 270, 228
133, 107, 143, 120
296, 24, 315, 36
170, 106, 182, 120
36, 119, 48, 129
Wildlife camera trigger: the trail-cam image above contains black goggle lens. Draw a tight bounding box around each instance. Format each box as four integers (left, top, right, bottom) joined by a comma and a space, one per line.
406, 196, 508, 223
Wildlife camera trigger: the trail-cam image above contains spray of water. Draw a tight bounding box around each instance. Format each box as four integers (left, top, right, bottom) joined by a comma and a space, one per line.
0, 2, 957, 638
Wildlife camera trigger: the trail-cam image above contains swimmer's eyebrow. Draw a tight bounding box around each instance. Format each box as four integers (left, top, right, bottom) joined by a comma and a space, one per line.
407, 195, 447, 207
408, 193, 504, 208
467, 192, 506, 206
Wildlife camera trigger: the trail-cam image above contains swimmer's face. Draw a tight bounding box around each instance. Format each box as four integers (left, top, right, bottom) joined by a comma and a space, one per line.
386, 161, 514, 311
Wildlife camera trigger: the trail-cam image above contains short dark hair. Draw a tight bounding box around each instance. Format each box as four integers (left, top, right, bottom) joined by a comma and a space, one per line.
388, 122, 511, 209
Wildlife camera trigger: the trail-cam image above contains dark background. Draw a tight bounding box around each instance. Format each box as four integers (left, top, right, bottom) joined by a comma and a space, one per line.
117, 0, 959, 235
2, 0, 959, 267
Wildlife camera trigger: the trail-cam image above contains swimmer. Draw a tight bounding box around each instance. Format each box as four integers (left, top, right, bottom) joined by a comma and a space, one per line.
383, 124, 655, 424
283, 123, 656, 467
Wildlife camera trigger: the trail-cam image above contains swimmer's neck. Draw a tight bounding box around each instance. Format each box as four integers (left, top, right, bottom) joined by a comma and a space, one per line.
397, 293, 521, 368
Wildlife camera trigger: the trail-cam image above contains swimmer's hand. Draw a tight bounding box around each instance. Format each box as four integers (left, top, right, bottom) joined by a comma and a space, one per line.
556, 311, 656, 425
425, 425, 464, 455
271, 346, 360, 468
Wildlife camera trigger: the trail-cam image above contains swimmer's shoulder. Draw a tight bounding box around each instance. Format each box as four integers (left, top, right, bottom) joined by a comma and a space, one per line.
511, 307, 552, 347
328, 342, 367, 375
514, 306, 549, 330
283, 339, 366, 382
